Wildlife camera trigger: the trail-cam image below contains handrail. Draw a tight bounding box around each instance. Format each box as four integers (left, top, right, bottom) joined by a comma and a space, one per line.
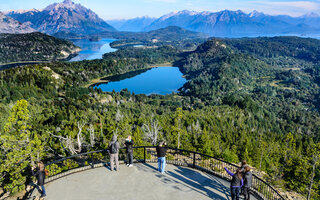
42, 146, 286, 200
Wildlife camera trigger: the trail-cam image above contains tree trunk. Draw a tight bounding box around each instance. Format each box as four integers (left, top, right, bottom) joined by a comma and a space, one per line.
307, 161, 316, 200
178, 132, 180, 149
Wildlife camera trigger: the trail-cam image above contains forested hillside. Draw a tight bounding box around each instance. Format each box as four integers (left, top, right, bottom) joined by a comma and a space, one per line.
0, 37, 319, 199
0, 32, 80, 64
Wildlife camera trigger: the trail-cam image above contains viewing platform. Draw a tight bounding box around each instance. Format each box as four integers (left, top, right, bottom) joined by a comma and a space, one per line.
31, 163, 234, 200
27, 147, 285, 200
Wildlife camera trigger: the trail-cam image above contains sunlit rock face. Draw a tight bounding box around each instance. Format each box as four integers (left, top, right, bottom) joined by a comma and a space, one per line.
0, 12, 35, 34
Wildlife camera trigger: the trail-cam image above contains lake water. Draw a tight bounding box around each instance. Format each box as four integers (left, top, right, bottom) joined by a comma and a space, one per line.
69, 38, 116, 61
94, 67, 187, 95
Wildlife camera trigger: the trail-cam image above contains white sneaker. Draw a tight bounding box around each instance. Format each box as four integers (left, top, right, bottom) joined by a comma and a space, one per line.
126, 164, 129, 167
129, 164, 133, 167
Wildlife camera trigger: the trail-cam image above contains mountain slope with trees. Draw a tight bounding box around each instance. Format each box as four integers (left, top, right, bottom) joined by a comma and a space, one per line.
0, 32, 80, 64
0, 36, 319, 199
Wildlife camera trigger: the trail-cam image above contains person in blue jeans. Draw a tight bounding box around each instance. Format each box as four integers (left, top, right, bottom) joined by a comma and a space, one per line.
156, 141, 167, 174
32, 161, 47, 198
224, 167, 243, 200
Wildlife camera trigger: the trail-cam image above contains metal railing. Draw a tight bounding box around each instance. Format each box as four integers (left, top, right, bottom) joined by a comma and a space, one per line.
43, 146, 286, 200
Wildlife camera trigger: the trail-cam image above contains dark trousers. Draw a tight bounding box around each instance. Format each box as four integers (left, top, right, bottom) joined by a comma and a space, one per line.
127, 151, 133, 165
243, 187, 250, 200
231, 187, 240, 200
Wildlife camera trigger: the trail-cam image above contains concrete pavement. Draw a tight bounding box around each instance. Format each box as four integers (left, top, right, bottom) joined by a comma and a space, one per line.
31, 163, 237, 200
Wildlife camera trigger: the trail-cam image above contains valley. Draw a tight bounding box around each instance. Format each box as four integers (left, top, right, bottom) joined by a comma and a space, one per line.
0, 0, 319, 200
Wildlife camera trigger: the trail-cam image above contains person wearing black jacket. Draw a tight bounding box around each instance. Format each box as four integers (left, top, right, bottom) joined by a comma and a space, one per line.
124, 135, 134, 167
156, 141, 167, 174
32, 161, 46, 198
224, 167, 243, 200
243, 166, 253, 200
108, 135, 120, 171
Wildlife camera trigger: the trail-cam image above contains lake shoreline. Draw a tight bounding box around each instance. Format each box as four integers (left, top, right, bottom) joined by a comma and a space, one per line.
84, 62, 173, 88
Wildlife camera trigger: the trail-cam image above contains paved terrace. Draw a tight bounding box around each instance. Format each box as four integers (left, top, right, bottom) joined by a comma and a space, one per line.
30, 163, 249, 200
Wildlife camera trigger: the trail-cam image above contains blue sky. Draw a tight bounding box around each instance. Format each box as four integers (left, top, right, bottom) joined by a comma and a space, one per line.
0, 0, 320, 19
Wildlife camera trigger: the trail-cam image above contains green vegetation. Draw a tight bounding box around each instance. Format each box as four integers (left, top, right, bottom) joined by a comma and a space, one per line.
108, 26, 207, 50
0, 32, 80, 64
0, 36, 319, 199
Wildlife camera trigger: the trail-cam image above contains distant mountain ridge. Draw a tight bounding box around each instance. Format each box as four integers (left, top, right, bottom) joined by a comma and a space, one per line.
107, 16, 156, 32
115, 9, 320, 37
6, 0, 116, 35
0, 12, 35, 34
4, 0, 320, 38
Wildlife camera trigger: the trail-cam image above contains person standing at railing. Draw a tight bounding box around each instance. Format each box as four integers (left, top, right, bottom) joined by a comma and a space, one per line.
108, 135, 120, 171
32, 161, 48, 198
124, 135, 134, 167
224, 167, 243, 200
156, 141, 168, 174
243, 166, 252, 200
240, 160, 249, 195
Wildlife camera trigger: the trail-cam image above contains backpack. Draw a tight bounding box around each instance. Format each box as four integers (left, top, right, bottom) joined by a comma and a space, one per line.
110, 142, 118, 154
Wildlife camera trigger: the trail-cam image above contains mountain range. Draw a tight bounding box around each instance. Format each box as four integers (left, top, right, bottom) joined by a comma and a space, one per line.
5, 0, 115, 35
145, 10, 320, 37
2, 0, 320, 37
110, 10, 320, 37
107, 16, 156, 32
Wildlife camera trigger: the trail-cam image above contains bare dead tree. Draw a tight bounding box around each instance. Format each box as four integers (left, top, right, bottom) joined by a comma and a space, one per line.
142, 119, 162, 145
49, 119, 87, 155
76, 120, 86, 153
88, 124, 95, 147
49, 132, 77, 155
115, 109, 124, 123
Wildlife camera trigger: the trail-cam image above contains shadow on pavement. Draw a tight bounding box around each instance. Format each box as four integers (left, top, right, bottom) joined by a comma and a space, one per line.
137, 163, 231, 200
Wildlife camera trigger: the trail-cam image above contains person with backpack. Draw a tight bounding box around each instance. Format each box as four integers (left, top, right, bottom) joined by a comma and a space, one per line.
224, 167, 244, 200
243, 166, 252, 200
32, 161, 47, 198
124, 135, 134, 167
108, 135, 120, 171
156, 141, 168, 174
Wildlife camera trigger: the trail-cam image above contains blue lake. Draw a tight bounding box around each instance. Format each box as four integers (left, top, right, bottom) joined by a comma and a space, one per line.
69, 38, 116, 61
94, 67, 187, 95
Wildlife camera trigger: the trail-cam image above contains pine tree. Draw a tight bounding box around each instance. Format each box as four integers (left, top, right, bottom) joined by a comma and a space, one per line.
0, 100, 45, 194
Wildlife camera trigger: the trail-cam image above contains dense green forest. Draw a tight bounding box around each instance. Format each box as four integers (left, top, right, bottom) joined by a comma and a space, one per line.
0, 36, 319, 199
54, 26, 208, 51
0, 32, 80, 64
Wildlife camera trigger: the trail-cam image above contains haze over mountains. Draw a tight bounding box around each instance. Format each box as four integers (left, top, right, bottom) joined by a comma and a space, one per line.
1, 0, 320, 38
107, 16, 157, 32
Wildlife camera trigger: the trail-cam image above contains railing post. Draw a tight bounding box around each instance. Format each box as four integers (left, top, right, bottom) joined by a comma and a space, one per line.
193, 152, 196, 168
91, 153, 94, 169
143, 147, 146, 163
